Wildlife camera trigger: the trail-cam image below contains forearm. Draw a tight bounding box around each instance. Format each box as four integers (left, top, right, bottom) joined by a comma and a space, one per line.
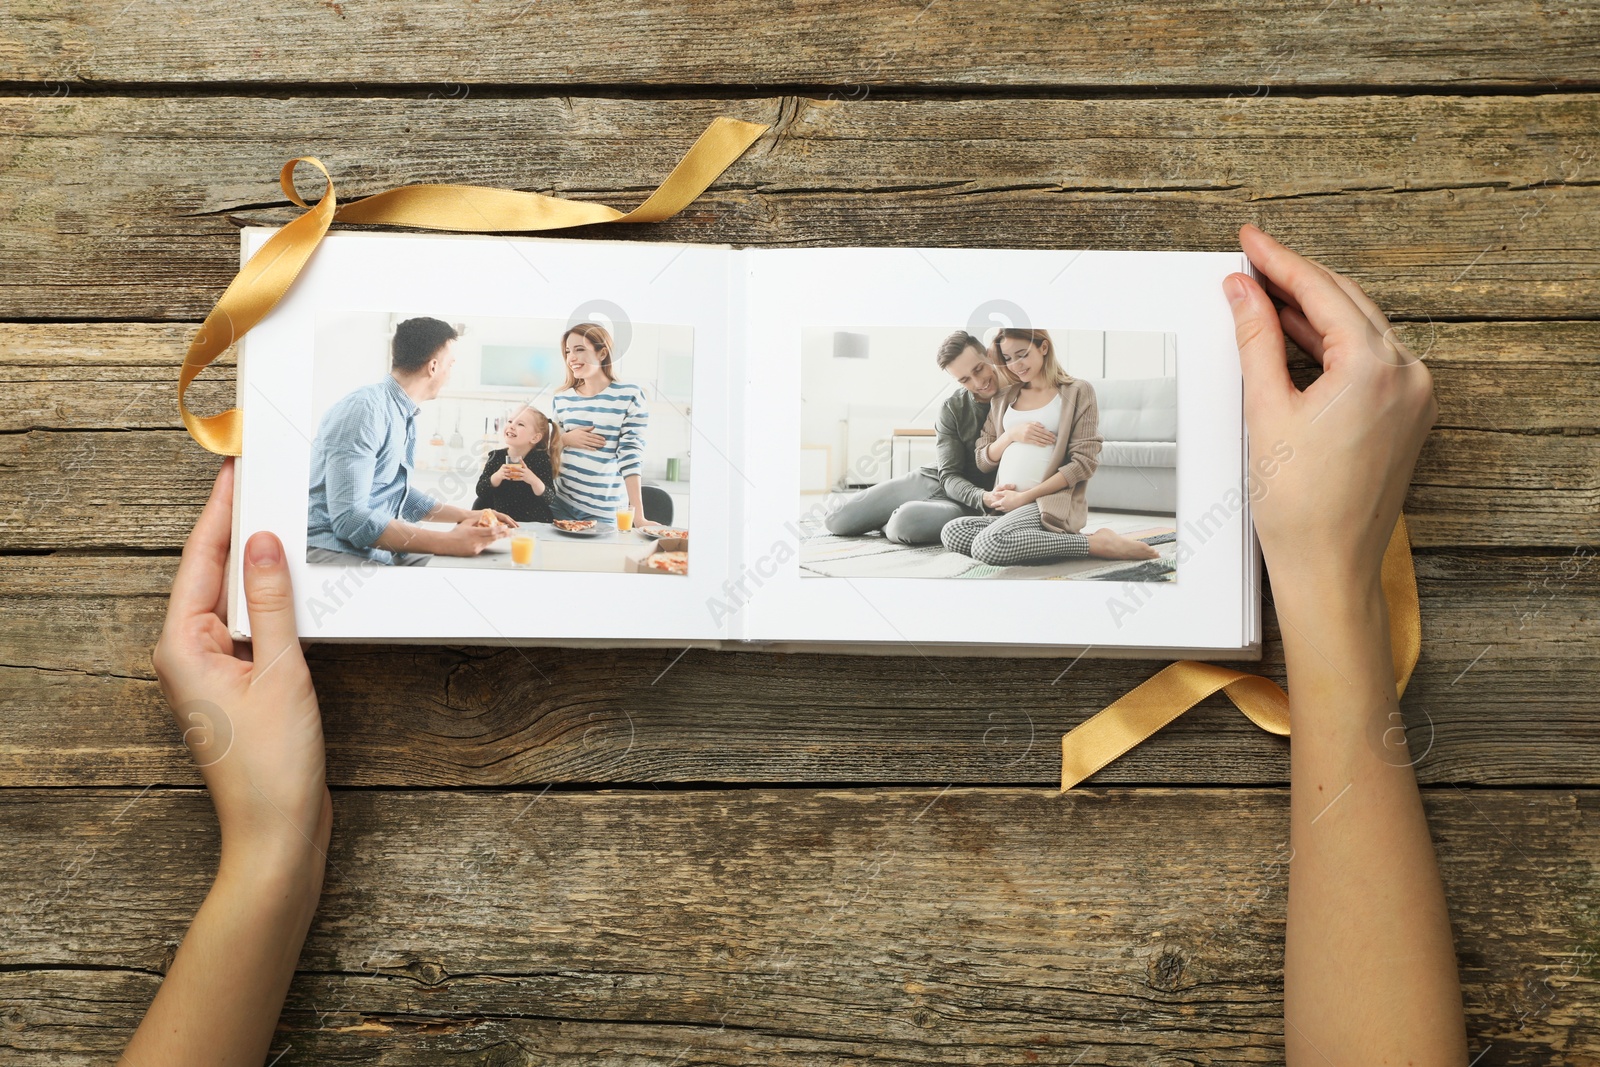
373, 519, 442, 554
1017, 472, 1067, 504
424, 502, 476, 523
946, 479, 986, 509
934, 428, 985, 508
624, 474, 644, 518
121, 851, 323, 1067
1277, 575, 1466, 1066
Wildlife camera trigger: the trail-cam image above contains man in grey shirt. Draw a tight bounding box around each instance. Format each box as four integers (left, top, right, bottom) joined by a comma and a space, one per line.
824, 330, 1015, 545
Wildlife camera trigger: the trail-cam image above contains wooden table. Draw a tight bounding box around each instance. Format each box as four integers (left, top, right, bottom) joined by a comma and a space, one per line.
1, 5, 1596, 1063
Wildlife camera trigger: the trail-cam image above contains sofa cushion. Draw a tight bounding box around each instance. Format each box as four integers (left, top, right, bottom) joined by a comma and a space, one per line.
1086, 377, 1176, 442
1100, 439, 1177, 469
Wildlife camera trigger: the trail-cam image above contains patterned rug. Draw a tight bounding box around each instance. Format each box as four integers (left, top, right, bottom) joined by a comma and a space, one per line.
796, 505, 1179, 582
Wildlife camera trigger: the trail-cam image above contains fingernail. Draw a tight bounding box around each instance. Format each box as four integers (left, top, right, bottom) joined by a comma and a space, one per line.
247, 533, 282, 567
1224, 276, 1247, 306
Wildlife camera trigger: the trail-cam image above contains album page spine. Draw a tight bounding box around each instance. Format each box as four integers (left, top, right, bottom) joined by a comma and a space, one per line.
1239, 250, 1265, 653
719, 244, 752, 649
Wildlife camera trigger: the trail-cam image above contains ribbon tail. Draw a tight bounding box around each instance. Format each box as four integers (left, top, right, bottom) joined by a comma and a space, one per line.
1383, 513, 1421, 696
329, 116, 769, 232
618, 117, 770, 223
332, 185, 627, 231
1060, 512, 1418, 791
1061, 661, 1264, 791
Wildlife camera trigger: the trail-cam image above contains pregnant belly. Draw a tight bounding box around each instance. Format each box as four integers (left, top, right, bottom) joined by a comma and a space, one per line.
996, 442, 1053, 492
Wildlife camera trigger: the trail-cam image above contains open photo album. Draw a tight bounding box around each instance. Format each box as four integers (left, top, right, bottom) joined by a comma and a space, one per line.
227, 227, 1266, 658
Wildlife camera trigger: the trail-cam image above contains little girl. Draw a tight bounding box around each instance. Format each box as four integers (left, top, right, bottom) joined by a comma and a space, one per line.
472, 404, 563, 524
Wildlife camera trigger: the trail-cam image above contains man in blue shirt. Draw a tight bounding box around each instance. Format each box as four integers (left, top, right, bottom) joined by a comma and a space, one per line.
306, 316, 515, 566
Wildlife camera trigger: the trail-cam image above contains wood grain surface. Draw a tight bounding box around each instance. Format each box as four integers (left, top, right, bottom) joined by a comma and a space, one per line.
3, 1, 1598, 87
1, 5, 1596, 1063
2, 96, 1598, 319
4, 789, 1598, 1065
0, 548, 1594, 788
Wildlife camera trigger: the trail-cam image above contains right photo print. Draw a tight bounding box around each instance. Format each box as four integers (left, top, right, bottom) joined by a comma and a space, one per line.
800, 325, 1178, 582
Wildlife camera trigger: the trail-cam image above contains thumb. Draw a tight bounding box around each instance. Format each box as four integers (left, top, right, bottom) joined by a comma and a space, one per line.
242, 531, 304, 672
1225, 273, 1294, 420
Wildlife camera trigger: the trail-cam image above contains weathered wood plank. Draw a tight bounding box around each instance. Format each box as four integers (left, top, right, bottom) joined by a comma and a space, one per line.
1, 788, 1595, 1064
3, 0, 1598, 88
1, 95, 1597, 319
5, 321, 1596, 433
0, 323, 230, 431
0, 550, 1593, 787
1, 321, 1595, 551
1, 426, 1592, 551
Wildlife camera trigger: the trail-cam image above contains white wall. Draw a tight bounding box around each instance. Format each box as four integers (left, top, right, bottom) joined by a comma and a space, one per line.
1058, 329, 1177, 379
312, 312, 694, 503
800, 325, 957, 487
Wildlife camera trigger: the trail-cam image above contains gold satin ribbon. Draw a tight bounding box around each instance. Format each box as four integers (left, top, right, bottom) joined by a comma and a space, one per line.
179, 116, 770, 456
1061, 513, 1421, 789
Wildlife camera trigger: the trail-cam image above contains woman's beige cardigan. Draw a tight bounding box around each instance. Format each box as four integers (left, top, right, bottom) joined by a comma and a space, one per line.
973, 378, 1103, 534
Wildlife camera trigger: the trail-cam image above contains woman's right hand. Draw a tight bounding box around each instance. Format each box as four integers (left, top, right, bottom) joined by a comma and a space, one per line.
1008, 422, 1056, 448
1225, 223, 1437, 605
981, 483, 1018, 509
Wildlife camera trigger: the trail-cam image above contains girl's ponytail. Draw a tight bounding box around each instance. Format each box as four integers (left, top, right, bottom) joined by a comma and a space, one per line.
542, 412, 564, 478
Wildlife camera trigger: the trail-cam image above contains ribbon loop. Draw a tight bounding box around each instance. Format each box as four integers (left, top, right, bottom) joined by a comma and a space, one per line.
279, 156, 333, 210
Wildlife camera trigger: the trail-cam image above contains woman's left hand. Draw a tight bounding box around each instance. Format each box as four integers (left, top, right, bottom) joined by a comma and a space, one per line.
989, 489, 1030, 513
152, 459, 331, 869
125, 457, 332, 1067
564, 425, 606, 450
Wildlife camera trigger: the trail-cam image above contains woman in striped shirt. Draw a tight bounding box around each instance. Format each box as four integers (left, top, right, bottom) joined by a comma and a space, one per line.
549, 322, 657, 529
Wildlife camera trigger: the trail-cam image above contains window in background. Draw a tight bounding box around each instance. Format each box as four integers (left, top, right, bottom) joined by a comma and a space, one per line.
480, 344, 562, 390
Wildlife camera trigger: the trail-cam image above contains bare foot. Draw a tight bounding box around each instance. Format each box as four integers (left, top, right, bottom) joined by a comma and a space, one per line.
1085, 528, 1161, 560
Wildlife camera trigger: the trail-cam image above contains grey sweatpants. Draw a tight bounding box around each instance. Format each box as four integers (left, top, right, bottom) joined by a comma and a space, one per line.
823, 468, 978, 545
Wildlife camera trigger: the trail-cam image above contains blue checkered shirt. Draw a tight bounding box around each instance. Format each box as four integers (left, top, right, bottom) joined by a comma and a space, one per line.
306, 376, 441, 563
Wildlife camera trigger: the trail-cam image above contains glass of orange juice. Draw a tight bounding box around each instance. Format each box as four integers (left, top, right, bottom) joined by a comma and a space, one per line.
510, 534, 536, 566
615, 509, 634, 532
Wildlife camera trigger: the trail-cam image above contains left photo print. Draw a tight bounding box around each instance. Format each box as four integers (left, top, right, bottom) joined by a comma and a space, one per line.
306, 311, 694, 577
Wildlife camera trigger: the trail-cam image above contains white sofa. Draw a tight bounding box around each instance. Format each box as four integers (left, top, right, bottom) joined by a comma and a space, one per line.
1081, 377, 1177, 514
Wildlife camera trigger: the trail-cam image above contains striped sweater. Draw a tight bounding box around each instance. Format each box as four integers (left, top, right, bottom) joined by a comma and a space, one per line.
551, 380, 649, 518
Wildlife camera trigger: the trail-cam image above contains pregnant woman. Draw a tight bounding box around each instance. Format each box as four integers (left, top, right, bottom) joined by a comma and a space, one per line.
549, 322, 655, 530
940, 328, 1160, 567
